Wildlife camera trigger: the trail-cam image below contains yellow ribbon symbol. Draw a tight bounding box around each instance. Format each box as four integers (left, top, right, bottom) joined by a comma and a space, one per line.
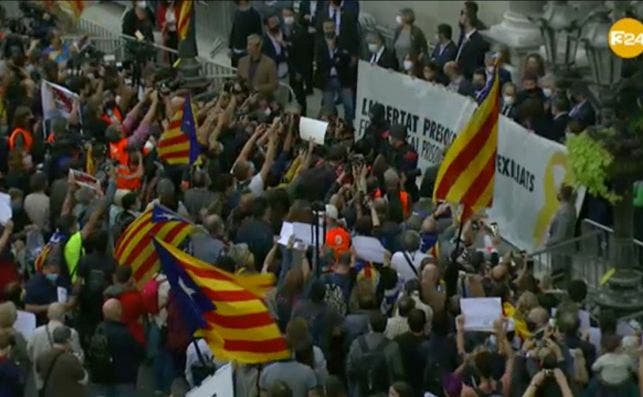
533, 151, 574, 247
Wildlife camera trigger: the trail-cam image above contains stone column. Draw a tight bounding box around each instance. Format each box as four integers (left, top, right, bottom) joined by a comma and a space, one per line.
480, 1, 545, 80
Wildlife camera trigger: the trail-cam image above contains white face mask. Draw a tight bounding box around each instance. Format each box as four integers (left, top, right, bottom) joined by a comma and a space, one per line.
264, 107, 272, 116
284, 16, 295, 26
486, 66, 494, 74
542, 88, 552, 98
403, 60, 414, 71
368, 43, 379, 53
503, 95, 514, 105
396, 15, 403, 25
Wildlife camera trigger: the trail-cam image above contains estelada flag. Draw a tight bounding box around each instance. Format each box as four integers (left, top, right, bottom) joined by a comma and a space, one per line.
157, 96, 200, 166
153, 238, 290, 364
432, 66, 501, 221
114, 205, 193, 283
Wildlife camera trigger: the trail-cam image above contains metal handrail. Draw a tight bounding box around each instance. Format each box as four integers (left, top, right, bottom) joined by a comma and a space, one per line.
582, 218, 643, 247
527, 230, 603, 257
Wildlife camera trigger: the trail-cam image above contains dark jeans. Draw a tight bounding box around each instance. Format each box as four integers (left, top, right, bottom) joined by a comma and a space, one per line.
290, 73, 307, 115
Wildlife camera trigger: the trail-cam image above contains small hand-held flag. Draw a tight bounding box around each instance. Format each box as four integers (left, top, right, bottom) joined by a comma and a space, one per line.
153, 238, 290, 364
433, 65, 501, 221
157, 96, 200, 166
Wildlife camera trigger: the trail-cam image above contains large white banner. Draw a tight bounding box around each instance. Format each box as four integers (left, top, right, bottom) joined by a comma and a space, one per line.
355, 61, 583, 251
488, 118, 583, 250
355, 61, 477, 166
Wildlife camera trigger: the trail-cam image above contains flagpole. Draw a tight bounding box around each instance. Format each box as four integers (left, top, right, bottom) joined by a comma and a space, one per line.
445, 214, 466, 298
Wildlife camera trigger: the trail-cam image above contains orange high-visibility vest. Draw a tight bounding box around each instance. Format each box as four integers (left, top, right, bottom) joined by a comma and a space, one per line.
116, 164, 142, 191
109, 138, 129, 166
8, 128, 33, 152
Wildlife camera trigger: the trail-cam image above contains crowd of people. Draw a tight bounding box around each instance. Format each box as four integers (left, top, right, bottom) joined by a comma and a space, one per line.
0, 1, 641, 397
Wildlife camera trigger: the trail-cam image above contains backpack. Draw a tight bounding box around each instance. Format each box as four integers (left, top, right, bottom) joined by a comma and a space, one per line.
190, 339, 216, 386
84, 268, 108, 299
324, 282, 347, 316
164, 291, 192, 353
141, 276, 166, 314
87, 324, 115, 383
354, 337, 390, 395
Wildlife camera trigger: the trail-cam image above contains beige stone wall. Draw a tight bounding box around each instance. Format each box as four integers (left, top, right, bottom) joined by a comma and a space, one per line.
360, 0, 510, 40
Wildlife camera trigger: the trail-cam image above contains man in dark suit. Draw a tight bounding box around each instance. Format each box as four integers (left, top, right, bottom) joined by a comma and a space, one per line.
500, 82, 517, 119
550, 95, 571, 143
229, 0, 263, 67
262, 14, 289, 80
569, 83, 596, 129
431, 23, 457, 70
366, 31, 399, 70
455, 2, 488, 80
299, 0, 324, 93
315, 19, 356, 125
283, 7, 308, 113
316, 0, 360, 57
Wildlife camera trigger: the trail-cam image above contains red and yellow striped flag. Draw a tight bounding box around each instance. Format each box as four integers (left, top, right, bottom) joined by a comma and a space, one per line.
177, 0, 194, 41
158, 96, 199, 165
114, 206, 193, 284
42, 0, 89, 18
153, 238, 290, 364
432, 68, 501, 220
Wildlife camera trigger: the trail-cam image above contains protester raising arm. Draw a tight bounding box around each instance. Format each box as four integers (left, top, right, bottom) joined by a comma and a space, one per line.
127, 90, 159, 149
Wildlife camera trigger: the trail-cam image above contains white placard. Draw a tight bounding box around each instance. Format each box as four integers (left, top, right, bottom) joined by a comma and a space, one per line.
292, 222, 324, 247
187, 363, 234, 397
41, 80, 79, 121
0, 193, 12, 225
352, 236, 387, 264
69, 169, 101, 192
299, 117, 328, 145
13, 310, 36, 340
57, 287, 68, 303
460, 297, 502, 332
278, 222, 294, 246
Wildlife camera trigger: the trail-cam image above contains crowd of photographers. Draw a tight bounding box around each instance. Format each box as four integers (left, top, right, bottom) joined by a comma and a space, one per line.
0, 1, 642, 397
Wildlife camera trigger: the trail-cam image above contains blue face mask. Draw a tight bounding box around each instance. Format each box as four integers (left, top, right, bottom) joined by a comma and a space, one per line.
46, 273, 59, 283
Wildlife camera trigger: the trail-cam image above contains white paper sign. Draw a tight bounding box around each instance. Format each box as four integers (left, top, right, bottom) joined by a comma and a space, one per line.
299, 117, 328, 145
460, 297, 502, 332
69, 169, 101, 192
57, 287, 68, 303
13, 310, 36, 340
353, 236, 387, 264
292, 222, 324, 247
278, 222, 294, 246
187, 363, 234, 397
0, 193, 12, 225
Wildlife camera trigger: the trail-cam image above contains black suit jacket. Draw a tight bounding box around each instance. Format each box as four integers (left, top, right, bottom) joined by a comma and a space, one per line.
285, 23, 310, 76
316, 6, 360, 56
550, 113, 570, 142
262, 34, 288, 67
315, 41, 355, 88
570, 101, 596, 128
368, 47, 399, 70
431, 41, 457, 70
456, 30, 488, 80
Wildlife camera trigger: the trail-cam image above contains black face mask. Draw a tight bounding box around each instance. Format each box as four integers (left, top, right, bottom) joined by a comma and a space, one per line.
324, 31, 336, 40
105, 100, 117, 110
473, 82, 485, 91
270, 26, 280, 34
